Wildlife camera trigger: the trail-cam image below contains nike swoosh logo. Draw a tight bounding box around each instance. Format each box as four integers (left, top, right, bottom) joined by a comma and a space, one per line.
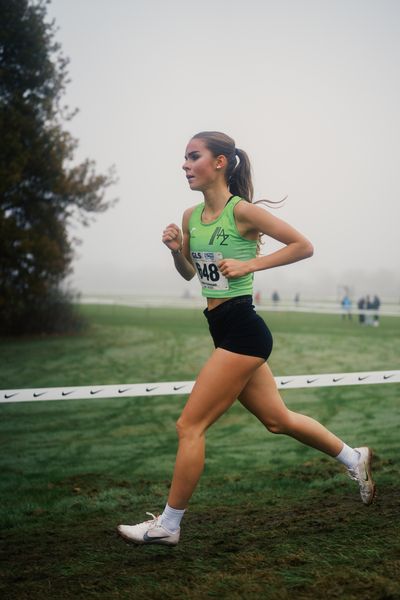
90, 389, 102, 395
118, 388, 131, 394
280, 380, 294, 386
4, 393, 18, 399
33, 392, 46, 398
362, 464, 369, 481
333, 377, 344, 383
358, 376, 369, 381
383, 374, 394, 380
173, 385, 186, 391
62, 391, 74, 396
307, 378, 318, 384
143, 531, 170, 542
146, 386, 158, 392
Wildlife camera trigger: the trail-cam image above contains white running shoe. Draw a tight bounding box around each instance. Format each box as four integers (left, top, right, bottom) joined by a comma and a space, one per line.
117, 512, 180, 546
347, 447, 376, 505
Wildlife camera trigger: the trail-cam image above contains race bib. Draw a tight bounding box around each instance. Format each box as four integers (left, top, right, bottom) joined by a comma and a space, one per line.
191, 251, 229, 291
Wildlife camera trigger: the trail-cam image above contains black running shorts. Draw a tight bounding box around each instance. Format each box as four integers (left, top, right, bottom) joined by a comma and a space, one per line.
203, 295, 273, 361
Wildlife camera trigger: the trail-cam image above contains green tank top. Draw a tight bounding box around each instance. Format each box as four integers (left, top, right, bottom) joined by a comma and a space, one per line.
189, 196, 257, 298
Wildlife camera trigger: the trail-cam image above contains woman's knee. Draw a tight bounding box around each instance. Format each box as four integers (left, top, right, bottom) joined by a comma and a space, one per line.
265, 410, 293, 435
175, 416, 204, 441
175, 416, 186, 438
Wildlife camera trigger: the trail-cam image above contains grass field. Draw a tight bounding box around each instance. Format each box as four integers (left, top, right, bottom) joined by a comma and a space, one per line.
0, 305, 399, 600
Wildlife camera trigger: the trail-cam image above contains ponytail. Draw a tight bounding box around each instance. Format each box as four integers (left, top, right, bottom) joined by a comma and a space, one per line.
228, 148, 254, 202
228, 146, 285, 210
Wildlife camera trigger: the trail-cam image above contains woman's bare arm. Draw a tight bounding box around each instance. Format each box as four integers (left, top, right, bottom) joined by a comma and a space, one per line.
162, 207, 196, 281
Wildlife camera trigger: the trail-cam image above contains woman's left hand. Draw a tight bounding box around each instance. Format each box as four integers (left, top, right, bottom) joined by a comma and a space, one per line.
218, 258, 250, 279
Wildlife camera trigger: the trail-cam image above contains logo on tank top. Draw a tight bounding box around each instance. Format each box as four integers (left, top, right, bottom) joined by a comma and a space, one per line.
208, 227, 229, 246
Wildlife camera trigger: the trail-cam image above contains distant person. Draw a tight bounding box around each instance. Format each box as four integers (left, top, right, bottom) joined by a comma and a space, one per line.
254, 290, 261, 305
341, 295, 352, 320
357, 297, 366, 324
372, 294, 381, 326
272, 290, 280, 304
117, 130, 375, 546
365, 295, 374, 326
294, 292, 300, 306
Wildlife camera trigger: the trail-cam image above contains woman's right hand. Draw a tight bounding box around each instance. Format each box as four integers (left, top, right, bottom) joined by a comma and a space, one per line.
162, 223, 183, 252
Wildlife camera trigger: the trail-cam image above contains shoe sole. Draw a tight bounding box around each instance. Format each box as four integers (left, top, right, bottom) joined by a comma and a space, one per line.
117, 527, 178, 546
363, 447, 376, 506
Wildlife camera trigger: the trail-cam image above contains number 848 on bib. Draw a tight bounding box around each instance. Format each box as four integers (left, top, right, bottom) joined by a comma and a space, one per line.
191, 251, 229, 291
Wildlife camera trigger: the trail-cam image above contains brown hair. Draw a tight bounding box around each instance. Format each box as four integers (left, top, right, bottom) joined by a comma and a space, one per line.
192, 131, 284, 207
192, 131, 254, 201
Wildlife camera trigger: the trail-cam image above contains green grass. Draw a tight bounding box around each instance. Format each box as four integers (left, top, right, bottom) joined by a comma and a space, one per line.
0, 305, 399, 600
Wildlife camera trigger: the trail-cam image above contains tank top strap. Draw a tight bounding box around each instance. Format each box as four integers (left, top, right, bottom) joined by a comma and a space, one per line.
225, 195, 243, 225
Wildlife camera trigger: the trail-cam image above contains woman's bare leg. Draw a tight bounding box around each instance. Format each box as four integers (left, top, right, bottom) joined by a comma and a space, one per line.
167, 348, 264, 509
238, 362, 343, 456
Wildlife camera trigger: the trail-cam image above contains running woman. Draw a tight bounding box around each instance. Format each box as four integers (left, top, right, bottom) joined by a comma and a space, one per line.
118, 131, 375, 546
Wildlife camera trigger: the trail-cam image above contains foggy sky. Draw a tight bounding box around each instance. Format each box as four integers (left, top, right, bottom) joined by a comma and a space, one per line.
48, 0, 400, 300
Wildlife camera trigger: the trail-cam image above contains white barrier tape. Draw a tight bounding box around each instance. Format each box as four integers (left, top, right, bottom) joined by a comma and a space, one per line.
1, 370, 399, 404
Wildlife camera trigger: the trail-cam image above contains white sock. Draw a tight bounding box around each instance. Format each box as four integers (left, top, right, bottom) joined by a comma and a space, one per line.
160, 503, 185, 533
335, 443, 360, 470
